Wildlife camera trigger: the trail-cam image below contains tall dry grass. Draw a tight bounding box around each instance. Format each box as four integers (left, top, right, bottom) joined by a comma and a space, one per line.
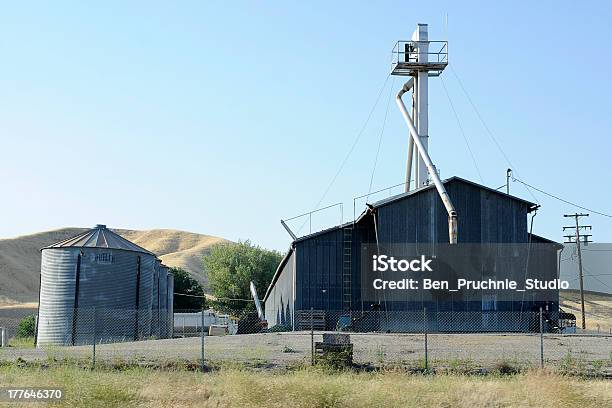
0, 365, 610, 407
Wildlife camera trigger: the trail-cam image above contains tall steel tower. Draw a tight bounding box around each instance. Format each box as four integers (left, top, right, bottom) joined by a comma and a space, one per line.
391, 23, 448, 190
391, 24, 457, 244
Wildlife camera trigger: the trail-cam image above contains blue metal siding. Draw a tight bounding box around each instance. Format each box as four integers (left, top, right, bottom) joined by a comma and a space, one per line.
281, 180, 533, 313
375, 180, 529, 244
376, 187, 441, 243
266, 178, 551, 332
295, 228, 344, 311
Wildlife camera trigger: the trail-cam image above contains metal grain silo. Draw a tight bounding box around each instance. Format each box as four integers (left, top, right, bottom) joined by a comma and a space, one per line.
166, 268, 174, 338
158, 264, 168, 338
37, 225, 156, 346
150, 260, 161, 338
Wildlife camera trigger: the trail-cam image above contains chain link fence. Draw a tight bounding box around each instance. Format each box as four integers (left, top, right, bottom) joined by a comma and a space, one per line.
0, 307, 37, 348
1, 307, 611, 376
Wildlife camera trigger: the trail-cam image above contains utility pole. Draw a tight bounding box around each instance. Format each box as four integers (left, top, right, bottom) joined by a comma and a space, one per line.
563, 213, 592, 330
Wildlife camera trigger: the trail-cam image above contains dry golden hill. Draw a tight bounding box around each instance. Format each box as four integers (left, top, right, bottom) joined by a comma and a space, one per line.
560, 289, 612, 332
0, 228, 228, 304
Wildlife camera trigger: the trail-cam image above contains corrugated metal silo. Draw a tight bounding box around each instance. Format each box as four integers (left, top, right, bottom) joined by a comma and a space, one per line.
150, 260, 161, 338
37, 225, 156, 346
158, 264, 168, 338
37, 248, 80, 345
166, 269, 174, 338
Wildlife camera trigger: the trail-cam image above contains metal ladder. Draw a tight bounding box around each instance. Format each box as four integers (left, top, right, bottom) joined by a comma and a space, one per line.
342, 226, 353, 311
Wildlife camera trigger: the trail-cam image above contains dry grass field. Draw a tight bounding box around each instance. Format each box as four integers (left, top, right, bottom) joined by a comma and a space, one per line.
0, 365, 609, 407
560, 290, 612, 332
0, 227, 227, 303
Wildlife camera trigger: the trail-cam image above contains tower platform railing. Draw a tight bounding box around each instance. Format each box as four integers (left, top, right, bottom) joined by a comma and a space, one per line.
391, 40, 448, 76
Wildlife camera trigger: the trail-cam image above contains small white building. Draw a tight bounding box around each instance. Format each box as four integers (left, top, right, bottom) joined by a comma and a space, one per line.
174, 311, 237, 336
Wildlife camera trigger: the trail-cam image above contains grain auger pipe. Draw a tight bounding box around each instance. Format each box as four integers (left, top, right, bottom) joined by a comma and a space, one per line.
396, 80, 458, 244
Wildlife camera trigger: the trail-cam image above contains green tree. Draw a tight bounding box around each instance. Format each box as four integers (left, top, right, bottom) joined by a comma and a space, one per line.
204, 241, 283, 316
171, 267, 206, 310
16, 315, 36, 338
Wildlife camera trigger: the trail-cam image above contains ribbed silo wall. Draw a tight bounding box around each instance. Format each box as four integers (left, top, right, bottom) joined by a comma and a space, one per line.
167, 272, 174, 338
37, 248, 80, 346
159, 266, 168, 338
138, 255, 155, 338
151, 262, 160, 338
72, 248, 155, 344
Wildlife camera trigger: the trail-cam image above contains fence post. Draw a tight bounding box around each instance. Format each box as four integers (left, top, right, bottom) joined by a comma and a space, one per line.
92, 308, 96, 369
200, 309, 205, 371
539, 307, 544, 369
423, 307, 428, 372
0, 327, 6, 347
310, 307, 314, 366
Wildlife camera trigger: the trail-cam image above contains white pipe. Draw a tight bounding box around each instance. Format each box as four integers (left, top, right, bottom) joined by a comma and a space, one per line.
403, 78, 414, 192
406, 135, 414, 192
280, 220, 297, 241
397, 81, 458, 244
250, 281, 265, 321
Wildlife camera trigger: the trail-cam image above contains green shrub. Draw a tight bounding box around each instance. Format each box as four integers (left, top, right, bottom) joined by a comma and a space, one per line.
16, 315, 36, 338
268, 324, 292, 333
493, 360, 520, 375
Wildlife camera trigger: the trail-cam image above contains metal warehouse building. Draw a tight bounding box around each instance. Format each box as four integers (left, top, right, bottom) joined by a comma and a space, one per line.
36, 225, 174, 346
263, 177, 561, 333
263, 24, 563, 333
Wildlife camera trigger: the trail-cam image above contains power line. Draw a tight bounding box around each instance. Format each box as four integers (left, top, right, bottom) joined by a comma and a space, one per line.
563, 213, 591, 330
448, 65, 540, 204
582, 265, 612, 292
440, 76, 483, 184
513, 177, 612, 218
367, 76, 395, 201
297, 74, 391, 235
174, 293, 252, 302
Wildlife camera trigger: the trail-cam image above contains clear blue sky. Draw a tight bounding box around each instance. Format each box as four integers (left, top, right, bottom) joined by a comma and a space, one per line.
1, 1, 611, 251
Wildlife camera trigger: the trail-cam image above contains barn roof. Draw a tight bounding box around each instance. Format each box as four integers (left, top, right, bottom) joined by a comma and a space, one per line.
357, 176, 536, 221
292, 176, 536, 243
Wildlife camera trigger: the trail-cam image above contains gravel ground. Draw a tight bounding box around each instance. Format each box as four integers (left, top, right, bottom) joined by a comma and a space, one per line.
1, 332, 611, 372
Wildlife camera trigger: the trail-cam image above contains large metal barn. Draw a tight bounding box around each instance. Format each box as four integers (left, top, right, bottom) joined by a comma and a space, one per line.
263, 177, 561, 333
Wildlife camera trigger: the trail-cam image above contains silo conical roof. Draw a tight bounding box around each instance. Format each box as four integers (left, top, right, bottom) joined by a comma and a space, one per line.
43, 224, 154, 255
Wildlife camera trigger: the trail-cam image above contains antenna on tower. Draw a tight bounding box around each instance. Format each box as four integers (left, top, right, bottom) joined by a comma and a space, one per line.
445, 13, 449, 42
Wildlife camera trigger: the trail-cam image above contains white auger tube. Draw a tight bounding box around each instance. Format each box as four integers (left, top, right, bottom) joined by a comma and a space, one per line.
250, 281, 265, 321
396, 80, 458, 244
403, 78, 415, 192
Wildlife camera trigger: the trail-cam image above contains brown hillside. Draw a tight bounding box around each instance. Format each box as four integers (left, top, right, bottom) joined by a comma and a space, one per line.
0, 228, 227, 304
560, 289, 612, 331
